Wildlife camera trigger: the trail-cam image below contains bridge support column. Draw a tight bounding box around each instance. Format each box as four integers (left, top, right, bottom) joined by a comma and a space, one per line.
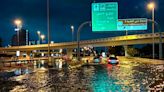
66, 48, 73, 59
26, 51, 32, 60
124, 45, 129, 57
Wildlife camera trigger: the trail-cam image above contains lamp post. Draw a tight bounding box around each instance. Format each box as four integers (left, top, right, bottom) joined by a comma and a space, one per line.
71, 25, 74, 42
37, 31, 41, 44
14, 19, 22, 59
14, 19, 22, 46
47, 0, 50, 62
147, 19, 163, 59
77, 21, 91, 61
147, 2, 155, 59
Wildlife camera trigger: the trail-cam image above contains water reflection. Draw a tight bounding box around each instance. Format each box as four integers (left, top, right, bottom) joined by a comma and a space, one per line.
0, 60, 163, 92
14, 68, 30, 76
0, 68, 32, 79
91, 65, 122, 92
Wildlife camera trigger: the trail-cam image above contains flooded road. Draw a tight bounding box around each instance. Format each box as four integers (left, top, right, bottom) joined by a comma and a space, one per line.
0, 59, 164, 92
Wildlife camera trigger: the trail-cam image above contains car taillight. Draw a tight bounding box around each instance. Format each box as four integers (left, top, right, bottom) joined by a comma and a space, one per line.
108, 59, 111, 62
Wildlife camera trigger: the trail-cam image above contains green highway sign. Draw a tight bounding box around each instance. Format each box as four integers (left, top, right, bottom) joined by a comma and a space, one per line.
92, 2, 118, 31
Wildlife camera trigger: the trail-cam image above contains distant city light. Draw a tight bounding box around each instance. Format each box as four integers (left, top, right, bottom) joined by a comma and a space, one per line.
41, 53, 44, 57
81, 48, 84, 51
40, 35, 45, 40
51, 53, 54, 56
16, 51, 20, 56
71, 25, 74, 30
59, 49, 63, 53
50, 41, 54, 44
37, 31, 41, 35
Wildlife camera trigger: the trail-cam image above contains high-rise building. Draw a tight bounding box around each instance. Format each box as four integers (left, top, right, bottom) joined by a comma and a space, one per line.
26, 30, 29, 45
29, 40, 37, 45
11, 29, 29, 46
11, 34, 17, 46
0, 37, 2, 47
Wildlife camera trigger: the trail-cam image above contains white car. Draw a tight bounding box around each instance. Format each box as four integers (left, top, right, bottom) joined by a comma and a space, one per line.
107, 55, 119, 64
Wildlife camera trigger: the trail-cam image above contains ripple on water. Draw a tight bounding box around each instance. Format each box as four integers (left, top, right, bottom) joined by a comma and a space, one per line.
1, 62, 163, 92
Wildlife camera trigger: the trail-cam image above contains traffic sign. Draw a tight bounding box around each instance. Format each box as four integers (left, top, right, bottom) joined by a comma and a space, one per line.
117, 18, 147, 31
92, 2, 118, 31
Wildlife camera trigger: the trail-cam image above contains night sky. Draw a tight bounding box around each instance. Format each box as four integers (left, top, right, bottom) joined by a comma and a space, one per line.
0, 0, 163, 46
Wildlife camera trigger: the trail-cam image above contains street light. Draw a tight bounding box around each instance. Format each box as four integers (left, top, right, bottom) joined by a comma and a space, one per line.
77, 21, 91, 61
147, 2, 155, 59
37, 31, 41, 35
14, 19, 22, 28
147, 2, 155, 10
14, 19, 22, 46
14, 19, 22, 59
147, 19, 163, 59
40, 34, 45, 43
37, 31, 41, 44
47, 0, 50, 63
71, 25, 74, 42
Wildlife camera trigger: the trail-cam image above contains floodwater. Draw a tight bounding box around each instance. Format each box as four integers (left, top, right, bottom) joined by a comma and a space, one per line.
0, 60, 164, 92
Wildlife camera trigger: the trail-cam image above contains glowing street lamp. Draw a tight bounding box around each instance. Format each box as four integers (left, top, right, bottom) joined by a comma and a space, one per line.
147, 2, 155, 10
40, 34, 45, 43
71, 25, 74, 42
14, 19, 22, 26
37, 31, 41, 44
14, 19, 22, 29
37, 31, 41, 35
71, 25, 74, 29
147, 2, 155, 59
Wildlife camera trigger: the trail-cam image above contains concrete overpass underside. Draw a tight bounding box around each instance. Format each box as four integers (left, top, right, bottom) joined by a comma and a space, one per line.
0, 32, 164, 52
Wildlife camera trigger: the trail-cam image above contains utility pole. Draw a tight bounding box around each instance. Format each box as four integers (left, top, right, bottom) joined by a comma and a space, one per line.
47, 0, 50, 62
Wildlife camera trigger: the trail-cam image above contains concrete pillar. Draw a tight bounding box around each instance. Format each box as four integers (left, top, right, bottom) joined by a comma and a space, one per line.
48, 57, 53, 66
26, 51, 32, 60
124, 45, 129, 57
124, 30, 130, 57
66, 48, 73, 59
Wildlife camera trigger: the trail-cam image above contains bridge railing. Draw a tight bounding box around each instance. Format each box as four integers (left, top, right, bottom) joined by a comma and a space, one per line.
80, 32, 164, 43
0, 32, 163, 51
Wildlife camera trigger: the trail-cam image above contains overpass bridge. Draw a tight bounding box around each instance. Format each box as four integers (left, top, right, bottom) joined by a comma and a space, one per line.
0, 32, 164, 51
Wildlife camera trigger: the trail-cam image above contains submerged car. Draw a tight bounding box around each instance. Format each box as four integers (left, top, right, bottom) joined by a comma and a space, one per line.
93, 55, 101, 63
93, 57, 100, 63
107, 55, 119, 64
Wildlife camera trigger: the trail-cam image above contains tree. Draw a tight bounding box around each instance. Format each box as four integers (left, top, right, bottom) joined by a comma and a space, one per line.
139, 44, 152, 58
127, 47, 139, 57
139, 44, 164, 58
108, 46, 124, 56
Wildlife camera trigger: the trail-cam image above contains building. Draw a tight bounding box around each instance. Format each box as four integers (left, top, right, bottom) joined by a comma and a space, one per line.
29, 40, 37, 45
11, 29, 29, 46
0, 37, 2, 47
